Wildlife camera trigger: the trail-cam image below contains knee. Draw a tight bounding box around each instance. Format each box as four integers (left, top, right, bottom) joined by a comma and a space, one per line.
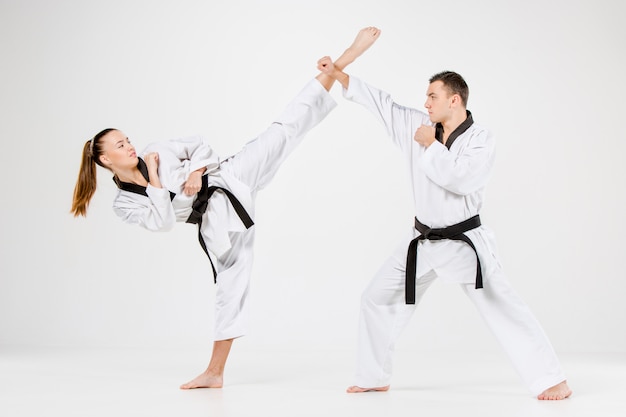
360, 285, 399, 308
360, 288, 374, 306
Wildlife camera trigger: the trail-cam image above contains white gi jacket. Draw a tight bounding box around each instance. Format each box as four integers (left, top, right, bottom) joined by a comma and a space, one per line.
112, 136, 254, 260
345, 77, 499, 284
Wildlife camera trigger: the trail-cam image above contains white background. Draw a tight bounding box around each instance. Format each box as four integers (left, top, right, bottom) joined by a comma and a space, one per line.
1, 0, 624, 357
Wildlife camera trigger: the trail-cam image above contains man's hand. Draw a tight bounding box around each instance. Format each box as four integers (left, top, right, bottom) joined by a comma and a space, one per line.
414, 125, 436, 148
317, 55, 350, 89
317, 56, 336, 76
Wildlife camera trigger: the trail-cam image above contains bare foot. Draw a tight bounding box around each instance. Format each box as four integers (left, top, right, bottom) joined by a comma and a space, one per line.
346, 385, 390, 393
348, 26, 381, 57
336, 26, 381, 69
537, 380, 572, 400
180, 371, 223, 390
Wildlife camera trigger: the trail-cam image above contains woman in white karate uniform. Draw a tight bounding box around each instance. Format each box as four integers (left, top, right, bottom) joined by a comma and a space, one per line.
70, 27, 381, 389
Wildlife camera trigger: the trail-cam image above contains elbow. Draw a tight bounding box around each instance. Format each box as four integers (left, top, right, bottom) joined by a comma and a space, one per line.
428, 162, 491, 196
150, 215, 176, 232
154, 221, 175, 232
436, 174, 483, 196
140, 212, 176, 232
446, 184, 478, 196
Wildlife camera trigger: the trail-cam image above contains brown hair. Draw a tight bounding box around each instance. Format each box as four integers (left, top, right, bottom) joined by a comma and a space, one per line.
70, 128, 116, 217
429, 71, 469, 107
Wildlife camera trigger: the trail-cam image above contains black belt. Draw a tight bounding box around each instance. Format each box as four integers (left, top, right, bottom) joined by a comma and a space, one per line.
185, 175, 254, 282
405, 215, 483, 304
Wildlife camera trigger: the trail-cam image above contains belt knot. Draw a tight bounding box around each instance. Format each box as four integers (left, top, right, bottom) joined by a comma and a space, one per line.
405, 215, 483, 304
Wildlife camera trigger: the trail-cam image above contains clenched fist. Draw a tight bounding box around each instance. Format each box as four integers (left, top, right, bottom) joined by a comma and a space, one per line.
414, 125, 436, 148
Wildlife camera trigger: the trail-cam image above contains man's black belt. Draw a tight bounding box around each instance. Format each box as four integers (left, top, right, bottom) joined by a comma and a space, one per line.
185, 175, 254, 282
405, 215, 483, 304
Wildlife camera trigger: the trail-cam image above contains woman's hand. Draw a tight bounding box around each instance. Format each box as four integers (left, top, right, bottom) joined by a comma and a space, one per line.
144, 152, 164, 189
183, 168, 205, 196
144, 152, 160, 173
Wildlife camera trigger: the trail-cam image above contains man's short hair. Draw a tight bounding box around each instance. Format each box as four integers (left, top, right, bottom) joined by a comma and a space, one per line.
429, 71, 469, 107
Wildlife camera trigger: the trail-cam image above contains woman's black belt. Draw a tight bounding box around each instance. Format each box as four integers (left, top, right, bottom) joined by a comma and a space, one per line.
186, 174, 254, 282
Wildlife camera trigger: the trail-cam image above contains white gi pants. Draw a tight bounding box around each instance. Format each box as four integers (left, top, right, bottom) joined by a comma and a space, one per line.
209, 79, 336, 341
355, 239, 567, 396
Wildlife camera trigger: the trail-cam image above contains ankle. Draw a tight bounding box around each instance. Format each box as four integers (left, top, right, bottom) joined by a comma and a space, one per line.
205, 366, 224, 377
335, 49, 357, 70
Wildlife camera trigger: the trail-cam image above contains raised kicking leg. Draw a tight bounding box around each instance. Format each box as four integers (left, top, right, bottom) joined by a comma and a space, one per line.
223, 26, 381, 192
180, 28, 381, 390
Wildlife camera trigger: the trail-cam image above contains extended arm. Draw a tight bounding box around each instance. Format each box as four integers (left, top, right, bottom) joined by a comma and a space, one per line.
319, 59, 428, 152
315, 27, 381, 91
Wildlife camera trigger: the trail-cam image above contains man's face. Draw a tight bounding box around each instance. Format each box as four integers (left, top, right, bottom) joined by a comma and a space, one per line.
424, 80, 453, 124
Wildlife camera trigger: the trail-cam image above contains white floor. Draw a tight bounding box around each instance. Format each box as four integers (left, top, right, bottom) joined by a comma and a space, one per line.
1, 347, 624, 417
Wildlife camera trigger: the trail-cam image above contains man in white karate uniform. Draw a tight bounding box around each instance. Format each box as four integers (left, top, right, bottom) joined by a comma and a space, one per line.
317, 28, 572, 400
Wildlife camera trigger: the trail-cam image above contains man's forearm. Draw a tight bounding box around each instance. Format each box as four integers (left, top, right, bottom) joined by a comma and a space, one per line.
332, 69, 350, 89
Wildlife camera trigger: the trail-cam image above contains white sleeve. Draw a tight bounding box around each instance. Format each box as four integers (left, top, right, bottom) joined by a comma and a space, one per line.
421, 129, 496, 195
180, 135, 220, 174
112, 185, 176, 232
148, 135, 220, 174
343, 76, 429, 153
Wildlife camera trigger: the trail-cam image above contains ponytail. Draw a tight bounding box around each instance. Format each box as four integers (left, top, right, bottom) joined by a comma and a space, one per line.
70, 128, 116, 217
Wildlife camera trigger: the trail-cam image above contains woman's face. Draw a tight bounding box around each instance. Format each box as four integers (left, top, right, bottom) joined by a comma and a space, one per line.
98, 130, 138, 172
